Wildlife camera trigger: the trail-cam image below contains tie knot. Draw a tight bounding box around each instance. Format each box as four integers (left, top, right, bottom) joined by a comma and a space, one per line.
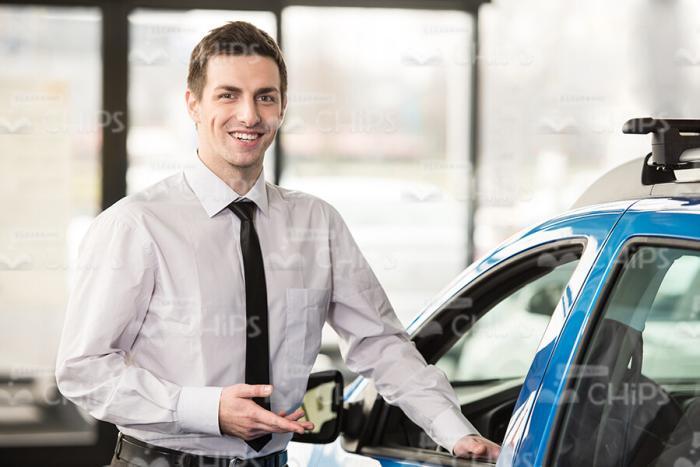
228, 200, 256, 222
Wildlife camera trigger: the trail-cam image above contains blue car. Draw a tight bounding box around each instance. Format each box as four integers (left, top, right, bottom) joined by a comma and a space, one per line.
286, 118, 700, 466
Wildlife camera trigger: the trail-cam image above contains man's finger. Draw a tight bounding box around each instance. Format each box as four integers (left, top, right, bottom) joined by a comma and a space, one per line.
469, 442, 487, 456
284, 408, 306, 421
300, 421, 314, 430
249, 406, 315, 435
265, 419, 313, 432
277, 408, 305, 420
230, 384, 272, 399
276, 409, 312, 430
453, 435, 501, 460
254, 406, 306, 433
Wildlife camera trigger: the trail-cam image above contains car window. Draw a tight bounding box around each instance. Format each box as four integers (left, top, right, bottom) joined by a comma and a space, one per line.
369, 243, 585, 465
551, 244, 700, 467
437, 259, 579, 382
644, 254, 700, 380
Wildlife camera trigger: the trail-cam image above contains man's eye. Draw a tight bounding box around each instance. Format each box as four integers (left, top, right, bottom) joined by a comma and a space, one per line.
257, 95, 275, 103
220, 93, 234, 99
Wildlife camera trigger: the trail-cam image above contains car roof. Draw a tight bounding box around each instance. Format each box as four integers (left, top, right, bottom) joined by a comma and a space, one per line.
571, 156, 700, 210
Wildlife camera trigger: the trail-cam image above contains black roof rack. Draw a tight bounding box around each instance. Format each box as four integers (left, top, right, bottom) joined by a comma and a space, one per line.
623, 118, 700, 185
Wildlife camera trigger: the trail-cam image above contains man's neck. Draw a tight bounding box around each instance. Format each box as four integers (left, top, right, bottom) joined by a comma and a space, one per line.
197, 149, 262, 196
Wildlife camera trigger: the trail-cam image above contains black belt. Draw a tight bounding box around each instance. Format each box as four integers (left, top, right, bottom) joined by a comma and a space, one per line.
114, 432, 288, 467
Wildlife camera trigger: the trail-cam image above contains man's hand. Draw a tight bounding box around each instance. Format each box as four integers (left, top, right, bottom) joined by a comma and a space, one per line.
218, 384, 314, 440
453, 434, 501, 461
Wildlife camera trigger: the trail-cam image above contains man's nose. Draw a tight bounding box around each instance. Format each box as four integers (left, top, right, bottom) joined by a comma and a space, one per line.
236, 96, 260, 127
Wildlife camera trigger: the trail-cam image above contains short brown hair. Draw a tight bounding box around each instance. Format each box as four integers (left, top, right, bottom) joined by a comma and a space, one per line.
187, 21, 287, 102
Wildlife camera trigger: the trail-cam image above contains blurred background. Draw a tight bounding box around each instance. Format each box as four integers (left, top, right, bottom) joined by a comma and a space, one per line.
1, 0, 698, 464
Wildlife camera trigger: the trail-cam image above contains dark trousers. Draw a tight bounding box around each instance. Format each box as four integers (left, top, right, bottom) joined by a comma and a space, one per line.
109, 445, 289, 467
110, 454, 289, 467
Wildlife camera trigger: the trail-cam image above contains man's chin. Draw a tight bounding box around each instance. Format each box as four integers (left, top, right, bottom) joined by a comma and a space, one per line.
221, 154, 264, 171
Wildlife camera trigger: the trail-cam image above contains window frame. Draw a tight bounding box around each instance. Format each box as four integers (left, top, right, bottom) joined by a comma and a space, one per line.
544, 235, 700, 466
351, 238, 588, 466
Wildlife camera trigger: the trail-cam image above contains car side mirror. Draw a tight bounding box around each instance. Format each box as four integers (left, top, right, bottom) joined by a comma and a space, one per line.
291, 370, 343, 444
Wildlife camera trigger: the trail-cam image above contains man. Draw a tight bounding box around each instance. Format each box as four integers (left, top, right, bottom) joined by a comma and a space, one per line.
56, 21, 500, 466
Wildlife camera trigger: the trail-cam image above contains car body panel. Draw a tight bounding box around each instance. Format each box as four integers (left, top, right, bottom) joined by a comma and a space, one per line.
516, 197, 700, 467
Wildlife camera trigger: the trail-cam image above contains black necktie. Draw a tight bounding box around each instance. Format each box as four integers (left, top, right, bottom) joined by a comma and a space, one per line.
228, 200, 272, 452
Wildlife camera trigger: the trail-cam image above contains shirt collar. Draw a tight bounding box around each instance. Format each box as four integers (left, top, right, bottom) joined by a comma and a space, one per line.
184, 151, 269, 218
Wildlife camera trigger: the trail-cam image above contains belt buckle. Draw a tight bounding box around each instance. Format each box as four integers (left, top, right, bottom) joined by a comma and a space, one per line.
114, 432, 123, 458
228, 458, 243, 467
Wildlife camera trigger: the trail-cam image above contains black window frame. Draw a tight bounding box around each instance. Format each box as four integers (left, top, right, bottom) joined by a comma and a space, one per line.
543, 235, 700, 466
347, 238, 587, 467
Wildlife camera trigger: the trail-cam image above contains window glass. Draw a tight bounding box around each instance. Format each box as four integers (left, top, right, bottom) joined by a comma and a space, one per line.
281, 6, 474, 329
644, 254, 700, 380
476, 1, 700, 257
0, 4, 102, 445
553, 245, 700, 467
437, 258, 579, 382
127, 9, 277, 193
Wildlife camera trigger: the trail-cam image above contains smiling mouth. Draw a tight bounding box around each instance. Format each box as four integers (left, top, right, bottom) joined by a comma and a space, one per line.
228, 131, 263, 141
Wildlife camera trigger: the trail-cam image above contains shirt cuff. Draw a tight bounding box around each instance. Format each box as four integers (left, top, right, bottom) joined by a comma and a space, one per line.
177, 386, 223, 435
428, 404, 481, 455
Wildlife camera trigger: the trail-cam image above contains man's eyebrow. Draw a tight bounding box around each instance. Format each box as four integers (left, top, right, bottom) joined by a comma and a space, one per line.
255, 87, 280, 95
213, 85, 280, 95
213, 85, 242, 93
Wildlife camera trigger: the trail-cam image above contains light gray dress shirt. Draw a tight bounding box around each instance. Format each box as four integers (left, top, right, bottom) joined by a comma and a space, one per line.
55, 153, 478, 458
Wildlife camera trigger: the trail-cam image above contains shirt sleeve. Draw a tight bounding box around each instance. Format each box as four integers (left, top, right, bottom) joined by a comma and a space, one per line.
323, 205, 480, 454
55, 207, 222, 435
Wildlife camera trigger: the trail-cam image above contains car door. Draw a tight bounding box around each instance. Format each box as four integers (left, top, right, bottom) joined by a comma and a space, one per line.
520, 198, 700, 467
289, 203, 629, 467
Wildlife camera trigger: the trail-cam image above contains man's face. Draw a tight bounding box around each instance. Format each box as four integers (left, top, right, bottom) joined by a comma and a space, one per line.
186, 54, 285, 172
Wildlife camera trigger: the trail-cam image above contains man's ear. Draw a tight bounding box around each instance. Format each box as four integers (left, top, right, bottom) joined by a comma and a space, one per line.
185, 88, 201, 126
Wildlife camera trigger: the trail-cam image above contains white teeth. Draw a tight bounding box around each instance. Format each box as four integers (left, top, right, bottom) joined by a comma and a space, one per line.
230, 132, 259, 141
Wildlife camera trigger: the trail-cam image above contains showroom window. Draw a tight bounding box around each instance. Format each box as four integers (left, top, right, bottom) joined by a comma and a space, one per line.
281, 6, 474, 326
0, 3, 102, 447
475, 0, 700, 257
